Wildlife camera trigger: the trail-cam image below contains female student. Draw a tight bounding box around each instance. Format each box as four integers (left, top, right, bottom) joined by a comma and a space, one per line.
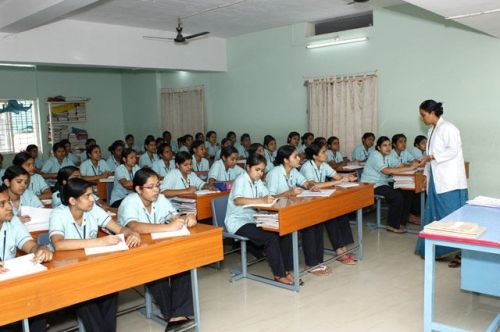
263, 135, 277, 166
236, 133, 251, 159
118, 169, 195, 328
41, 142, 75, 178
49, 178, 140, 332
205, 131, 219, 161
411, 135, 427, 160
226, 131, 237, 146
214, 138, 231, 161
110, 148, 140, 208
207, 146, 245, 183
352, 132, 376, 162
13, 152, 51, 199
386, 134, 417, 167
79, 138, 97, 162
80, 145, 112, 182
326, 136, 347, 169
225, 153, 294, 285
195, 132, 204, 142
0, 185, 52, 332
162, 131, 178, 153
60, 139, 79, 165
52, 166, 80, 207
107, 140, 125, 172
361, 136, 417, 233
301, 143, 358, 266
160, 152, 214, 197
178, 135, 194, 153
151, 143, 175, 180
139, 136, 159, 168
26, 144, 44, 170
2, 166, 43, 223
191, 140, 210, 172
297, 132, 314, 155
287, 131, 300, 148
125, 134, 141, 153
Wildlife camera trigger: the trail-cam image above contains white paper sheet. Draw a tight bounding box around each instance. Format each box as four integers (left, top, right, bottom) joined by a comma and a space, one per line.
151, 226, 191, 239
296, 189, 336, 197
0, 254, 48, 282
342, 165, 364, 170
84, 234, 129, 256
195, 190, 220, 196
466, 196, 500, 208
335, 182, 360, 188
20, 206, 52, 232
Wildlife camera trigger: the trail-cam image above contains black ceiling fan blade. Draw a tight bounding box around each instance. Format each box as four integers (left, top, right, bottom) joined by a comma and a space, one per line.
184, 31, 210, 40
143, 35, 175, 41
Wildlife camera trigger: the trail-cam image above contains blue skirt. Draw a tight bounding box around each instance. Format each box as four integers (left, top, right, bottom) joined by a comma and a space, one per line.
415, 169, 468, 258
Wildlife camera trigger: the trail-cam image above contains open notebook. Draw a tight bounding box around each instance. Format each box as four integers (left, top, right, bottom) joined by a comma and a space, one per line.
84, 234, 129, 256
0, 254, 48, 282
20, 206, 52, 232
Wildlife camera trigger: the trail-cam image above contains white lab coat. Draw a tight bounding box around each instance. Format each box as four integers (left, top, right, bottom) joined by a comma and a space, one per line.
425, 117, 467, 194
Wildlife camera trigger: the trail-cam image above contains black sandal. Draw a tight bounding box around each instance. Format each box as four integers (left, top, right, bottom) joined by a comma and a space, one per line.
448, 255, 461, 268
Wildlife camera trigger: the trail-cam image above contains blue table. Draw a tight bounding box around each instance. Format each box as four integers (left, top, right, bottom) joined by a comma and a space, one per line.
420, 205, 500, 332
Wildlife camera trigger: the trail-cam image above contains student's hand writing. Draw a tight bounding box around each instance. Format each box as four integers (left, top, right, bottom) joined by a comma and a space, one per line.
169, 218, 185, 230
19, 215, 31, 224
100, 235, 121, 246
0, 264, 7, 273
186, 186, 197, 194
310, 185, 321, 192
348, 174, 357, 182
289, 187, 302, 196
33, 246, 53, 263
185, 213, 197, 227
125, 232, 141, 248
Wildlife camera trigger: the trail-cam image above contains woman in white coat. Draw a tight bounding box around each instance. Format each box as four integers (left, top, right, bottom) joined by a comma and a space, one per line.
415, 100, 468, 260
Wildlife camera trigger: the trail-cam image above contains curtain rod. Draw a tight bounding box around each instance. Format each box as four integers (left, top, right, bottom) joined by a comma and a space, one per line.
304, 70, 377, 82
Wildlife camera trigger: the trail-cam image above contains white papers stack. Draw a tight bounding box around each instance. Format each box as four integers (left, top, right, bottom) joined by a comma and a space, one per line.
99, 176, 115, 183
343, 164, 364, 170
254, 213, 279, 229
424, 220, 486, 239
151, 226, 190, 239
0, 254, 48, 282
393, 175, 415, 189
84, 234, 129, 256
297, 189, 335, 197
242, 198, 278, 209
335, 182, 359, 188
195, 190, 219, 196
467, 196, 500, 208
171, 197, 197, 214
20, 206, 52, 232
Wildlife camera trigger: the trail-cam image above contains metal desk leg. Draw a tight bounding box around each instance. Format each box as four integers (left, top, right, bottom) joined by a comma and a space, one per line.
22, 319, 30, 332
420, 192, 425, 222
357, 208, 363, 260
423, 240, 436, 332
191, 268, 201, 332
292, 231, 300, 292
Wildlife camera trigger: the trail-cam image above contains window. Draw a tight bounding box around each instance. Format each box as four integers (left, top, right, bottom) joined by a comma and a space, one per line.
0, 99, 42, 154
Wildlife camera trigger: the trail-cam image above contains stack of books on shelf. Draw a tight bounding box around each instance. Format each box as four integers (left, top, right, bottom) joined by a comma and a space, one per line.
254, 212, 279, 229
52, 125, 69, 142
170, 197, 197, 214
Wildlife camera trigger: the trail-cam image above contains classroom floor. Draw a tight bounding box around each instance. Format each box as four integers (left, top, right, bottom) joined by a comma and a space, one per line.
48, 211, 499, 332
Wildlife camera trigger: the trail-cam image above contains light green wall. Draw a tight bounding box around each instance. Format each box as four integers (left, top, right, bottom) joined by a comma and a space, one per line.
158, 4, 500, 197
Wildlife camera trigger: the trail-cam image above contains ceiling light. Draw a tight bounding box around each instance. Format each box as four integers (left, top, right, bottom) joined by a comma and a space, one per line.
306, 37, 368, 49
0, 63, 35, 68
446, 8, 500, 20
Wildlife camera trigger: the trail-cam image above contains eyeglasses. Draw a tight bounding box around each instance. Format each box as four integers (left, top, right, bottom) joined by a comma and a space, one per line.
141, 184, 161, 190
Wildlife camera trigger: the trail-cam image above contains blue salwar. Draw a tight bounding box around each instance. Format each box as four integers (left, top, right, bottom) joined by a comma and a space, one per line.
415, 169, 468, 258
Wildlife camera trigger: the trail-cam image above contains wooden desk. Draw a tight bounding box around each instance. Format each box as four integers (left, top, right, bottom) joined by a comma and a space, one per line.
179, 191, 229, 220
0, 224, 223, 332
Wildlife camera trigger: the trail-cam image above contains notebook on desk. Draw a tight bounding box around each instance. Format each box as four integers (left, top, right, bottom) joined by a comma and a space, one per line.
424, 220, 486, 239
0, 254, 48, 282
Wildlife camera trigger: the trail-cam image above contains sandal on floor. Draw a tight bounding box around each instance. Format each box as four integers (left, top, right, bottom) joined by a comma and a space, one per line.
285, 272, 305, 286
386, 226, 407, 233
274, 276, 293, 285
337, 255, 356, 265
307, 265, 332, 276
346, 253, 358, 261
448, 255, 461, 268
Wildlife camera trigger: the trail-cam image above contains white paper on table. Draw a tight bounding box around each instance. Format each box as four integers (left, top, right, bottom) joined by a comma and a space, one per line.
99, 176, 115, 183
335, 182, 359, 188
466, 196, 500, 208
195, 190, 220, 196
242, 198, 278, 209
342, 165, 364, 170
84, 234, 129, 256
0, 254, 48, 282
151, 226, 191, 239
20, 206, 52, 232
297, 189, 336, 197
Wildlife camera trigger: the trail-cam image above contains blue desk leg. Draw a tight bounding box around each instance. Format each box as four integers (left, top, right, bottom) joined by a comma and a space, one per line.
357, 208, 363, 260
292, 231, 300, 292
420, 192, 425, 222
191, 268, 201, 332
423, 240, 436, 332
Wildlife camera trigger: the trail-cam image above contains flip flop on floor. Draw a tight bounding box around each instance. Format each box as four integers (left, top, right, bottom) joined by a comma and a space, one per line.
307, 265, 332, 276
386, 226, 407, 233
337, 255, 356, 265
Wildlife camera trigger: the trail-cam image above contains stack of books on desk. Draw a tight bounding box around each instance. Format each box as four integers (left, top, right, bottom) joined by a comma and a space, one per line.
170, 197, 197, 214
466, 196, 500, 208
393, 175, 415, 189
424, 220, 486, 239
254, 213, 279, 229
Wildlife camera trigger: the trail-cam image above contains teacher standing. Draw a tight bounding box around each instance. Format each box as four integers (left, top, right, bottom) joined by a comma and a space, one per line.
415, 100, 468, 259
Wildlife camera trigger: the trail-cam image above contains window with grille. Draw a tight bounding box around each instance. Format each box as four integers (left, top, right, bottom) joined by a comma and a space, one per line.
0, 99, 42, 154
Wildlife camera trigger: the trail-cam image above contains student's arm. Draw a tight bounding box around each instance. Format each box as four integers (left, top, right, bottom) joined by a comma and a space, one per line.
381, 165, 417, 175
119, 178, 133, 190
21, 240, 53, 263
81, 173, 108, 182
328, 160, 347, 169
50, 234, 121, 250
126, 219, 185, 234
161, 186, 196, 197
105, 220, 141, 247
233, 196, 275, 205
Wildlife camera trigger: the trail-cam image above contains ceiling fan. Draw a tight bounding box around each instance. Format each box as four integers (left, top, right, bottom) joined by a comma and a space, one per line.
143, 18, 210, 44
346, 0, 370, 5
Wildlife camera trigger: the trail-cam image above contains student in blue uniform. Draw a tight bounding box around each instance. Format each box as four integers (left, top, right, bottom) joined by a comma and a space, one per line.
80, 144, 112, 182
125, 134, 142, 153
301, 143, 358, 266
286, 132, 300, 149
2, 166, 43, 223
352, 132, 376, 162
178, 135, 193, 153
162, 131, 178, 153
225, 153, 295, 285
160, 152, 214, 197
13, 152, 51, 199
41, 142, 75, 179
263, 135, 277, 173
225, 131, 237, 146
49, 178, 140, 332
195, 132, 204, 142
296, 132, 314, 157
411, 135, 427, 160
204, 131, 219, 162
386, 134, 418, 167
110, 149, 140, 208
236, 133, 251, 159
118, 169, 195, 329
107, 140, 125, 172
26, 144, 44, 171
152, 143, 175, 180
207, 146, 245, 183
0, 186, 52, 332
326, 136, 347, 169
52, 166, 80, 208
191, 140, 210, 172
80, 138, 97, 163
214, 138, 231, 161
139, 136, 160, 168
60, 139, 80, 165
361, 136, 417, 233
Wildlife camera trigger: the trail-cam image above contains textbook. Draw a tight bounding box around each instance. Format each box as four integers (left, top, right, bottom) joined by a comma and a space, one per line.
297, 189, 335, 197
84, 234, 129, 256
466, 196, 500, 209
151, 226, 190, 239
0, 254, 48, 282
20, 206, 52, 232
242, 198, 278, 209
424, 220, 486, 239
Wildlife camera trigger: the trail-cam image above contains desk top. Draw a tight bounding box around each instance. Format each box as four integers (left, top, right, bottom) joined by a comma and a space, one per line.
419, 205, 500, 247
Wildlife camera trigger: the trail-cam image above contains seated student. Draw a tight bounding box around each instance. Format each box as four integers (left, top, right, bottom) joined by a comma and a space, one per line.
236, 133, 251, 159
160, 152, 214, 197
195, 132, 204, 142
191, 140, 210, 172
139, 136, 159, 168
225, 131, 237, 146
386, 134, 418, 167
125, 134, 142, 153
118, 169, 195, 328
326, 136, 347, 169
41, 142, 75, 179
162, 131, 178, 153
2, 166, 43, 223
80, 138, 97, 162
110, 149, 140, 208
13, 152, 51, 199
204, 131, 219, 161
207, 146, 245, 183
313, 136, 327, 146
152, 143, 175, 180
49, 178, 140, 332
156, 137, 164, 147
263, 135, 277, 173
296, 132, 314, 155
214, 138, 231, 161
360, 136, 417, 233
0, 185, 52, 332
301, 143, 358, 266
60, 139, 79, 165
107, 140, 125, 172
0, 153, 4, 179
52, 166, 80, 208
80, 144, 112, 182
26, 144, 44, 171
352, 132, 376, 162
247, 143, 264, 158
410, 135, 427, 160
178, 135, 193, 153
287, 131, 300, 149
225, 153, 294, 285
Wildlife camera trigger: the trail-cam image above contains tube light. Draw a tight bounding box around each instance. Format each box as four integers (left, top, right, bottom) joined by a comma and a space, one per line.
306, 37, 368, 49
0, 63, 35, 68
446, 8, 500, 20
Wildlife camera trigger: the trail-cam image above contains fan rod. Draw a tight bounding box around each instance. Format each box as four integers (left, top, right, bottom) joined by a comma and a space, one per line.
181, 0, 249, 20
